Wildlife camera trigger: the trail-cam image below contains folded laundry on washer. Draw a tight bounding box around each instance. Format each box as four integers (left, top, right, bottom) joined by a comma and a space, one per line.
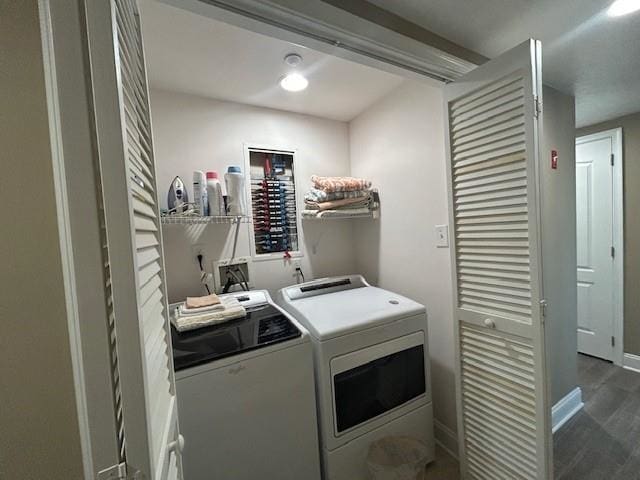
310, 175, 372, 193
305, 195, 371, 211
178, 302, 226, 317
172, 296, 246, 332
185, 293, 221, 309
304, 188, 370, 203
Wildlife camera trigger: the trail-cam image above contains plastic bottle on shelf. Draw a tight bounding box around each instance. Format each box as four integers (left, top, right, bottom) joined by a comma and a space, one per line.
225, 166, 246, 216
206, 171, 225, 217
193, 170, 208, 216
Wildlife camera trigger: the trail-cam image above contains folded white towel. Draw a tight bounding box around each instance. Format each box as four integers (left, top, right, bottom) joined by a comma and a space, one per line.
171, 296, 246, 332
317, 207, 371, 218
178, 302, 226, 316
302, 207, 372, 219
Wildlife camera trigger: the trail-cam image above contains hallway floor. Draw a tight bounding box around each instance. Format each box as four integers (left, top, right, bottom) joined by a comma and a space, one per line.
426, 354, 640, 479
554, 354, 640, 479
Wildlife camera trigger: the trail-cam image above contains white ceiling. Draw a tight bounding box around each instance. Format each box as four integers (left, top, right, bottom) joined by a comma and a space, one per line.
139, 0, 404, 122
367, 0, 640, 127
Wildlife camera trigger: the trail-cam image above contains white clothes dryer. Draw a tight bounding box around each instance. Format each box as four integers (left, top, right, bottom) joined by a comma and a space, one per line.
277, 275, 435, 480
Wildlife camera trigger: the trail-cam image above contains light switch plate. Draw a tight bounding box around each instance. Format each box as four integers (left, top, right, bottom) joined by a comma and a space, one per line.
435, 224, 449, 248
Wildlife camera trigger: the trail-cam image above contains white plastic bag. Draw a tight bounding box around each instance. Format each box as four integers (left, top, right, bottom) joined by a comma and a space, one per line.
367, 436, 429, 480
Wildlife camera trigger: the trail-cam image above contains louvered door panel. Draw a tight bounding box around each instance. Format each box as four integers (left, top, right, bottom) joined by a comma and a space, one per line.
113, 0, 178, 475
87, 0, 183, 477
461, 324, 537, 480
103, 202, 128, 462
445, 40, 551, 480
452, 74, 532, 326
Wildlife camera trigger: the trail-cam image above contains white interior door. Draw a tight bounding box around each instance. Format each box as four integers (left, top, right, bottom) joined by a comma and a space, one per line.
575, 132, 615, 361
85, 0, 183, 478
445, 39, 552, 479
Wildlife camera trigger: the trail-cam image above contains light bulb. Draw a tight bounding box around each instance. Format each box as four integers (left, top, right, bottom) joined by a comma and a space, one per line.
607, 0, 640, 16
280, 73, 308, 92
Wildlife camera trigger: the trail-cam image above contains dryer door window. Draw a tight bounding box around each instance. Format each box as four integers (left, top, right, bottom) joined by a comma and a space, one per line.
331, 332, 426, 434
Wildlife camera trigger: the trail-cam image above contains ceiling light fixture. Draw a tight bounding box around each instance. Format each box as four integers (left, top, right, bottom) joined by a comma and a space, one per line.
280, 53, 308, 92
280, 73, 309, 92
607, 0, 640, 16
284, 53, 303, 67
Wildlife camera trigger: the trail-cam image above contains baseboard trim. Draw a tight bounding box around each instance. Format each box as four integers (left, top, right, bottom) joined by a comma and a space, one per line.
623, 353, 640, 373
552, 387, 583, 434
434, 419, 458, 459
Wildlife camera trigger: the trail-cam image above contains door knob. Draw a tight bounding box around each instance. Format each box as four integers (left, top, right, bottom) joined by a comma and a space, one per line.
169, 434, 185, 454
483, 318, 496, 329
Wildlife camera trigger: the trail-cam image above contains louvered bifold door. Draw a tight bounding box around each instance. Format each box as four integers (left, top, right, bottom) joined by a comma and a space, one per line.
85, 0, 182, 478
444, 40, 551, 480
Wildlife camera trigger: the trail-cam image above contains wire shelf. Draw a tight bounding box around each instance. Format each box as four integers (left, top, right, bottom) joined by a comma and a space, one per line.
160, 215, 250, 225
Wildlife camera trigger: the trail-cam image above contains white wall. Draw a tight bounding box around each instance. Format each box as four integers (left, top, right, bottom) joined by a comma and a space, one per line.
349, 80, 458, 446
0, 1, 85, 477
150, 89, 357, 302
540, 86, 578, 405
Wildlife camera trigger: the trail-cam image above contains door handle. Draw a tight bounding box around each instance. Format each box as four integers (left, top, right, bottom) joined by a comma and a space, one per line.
483, 318, 496, 329
168, 434, 185, 454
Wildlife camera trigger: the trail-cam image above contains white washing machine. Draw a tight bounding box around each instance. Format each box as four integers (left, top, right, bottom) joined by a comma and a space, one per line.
171, 290, 321, 480
277, 275, 435, 480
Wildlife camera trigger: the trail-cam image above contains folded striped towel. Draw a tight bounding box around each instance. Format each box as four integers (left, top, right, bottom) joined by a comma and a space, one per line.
172, 296, 246, 332
305, 195, 371, 211
304, 188, 370, 203
311, 175, 372, 193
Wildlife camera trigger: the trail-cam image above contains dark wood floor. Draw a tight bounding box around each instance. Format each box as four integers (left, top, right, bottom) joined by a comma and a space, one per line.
554, 354, 640, 479
422, 354, 640, 479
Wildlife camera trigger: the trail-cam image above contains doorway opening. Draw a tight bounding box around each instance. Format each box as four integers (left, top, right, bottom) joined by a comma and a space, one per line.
138, 1, 454, 479
553, 117, 640, 479
575, 128, 624, 364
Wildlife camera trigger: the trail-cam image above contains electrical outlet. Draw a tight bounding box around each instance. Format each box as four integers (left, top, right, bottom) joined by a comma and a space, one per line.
213, 257, 252, 293
435, 224, 449, 248
293, 260, 306, 284
191, 243, 205, 261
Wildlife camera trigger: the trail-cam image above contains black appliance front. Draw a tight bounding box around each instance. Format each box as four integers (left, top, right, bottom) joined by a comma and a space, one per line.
171, 303, 301, 371
333, 344, 426, 433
